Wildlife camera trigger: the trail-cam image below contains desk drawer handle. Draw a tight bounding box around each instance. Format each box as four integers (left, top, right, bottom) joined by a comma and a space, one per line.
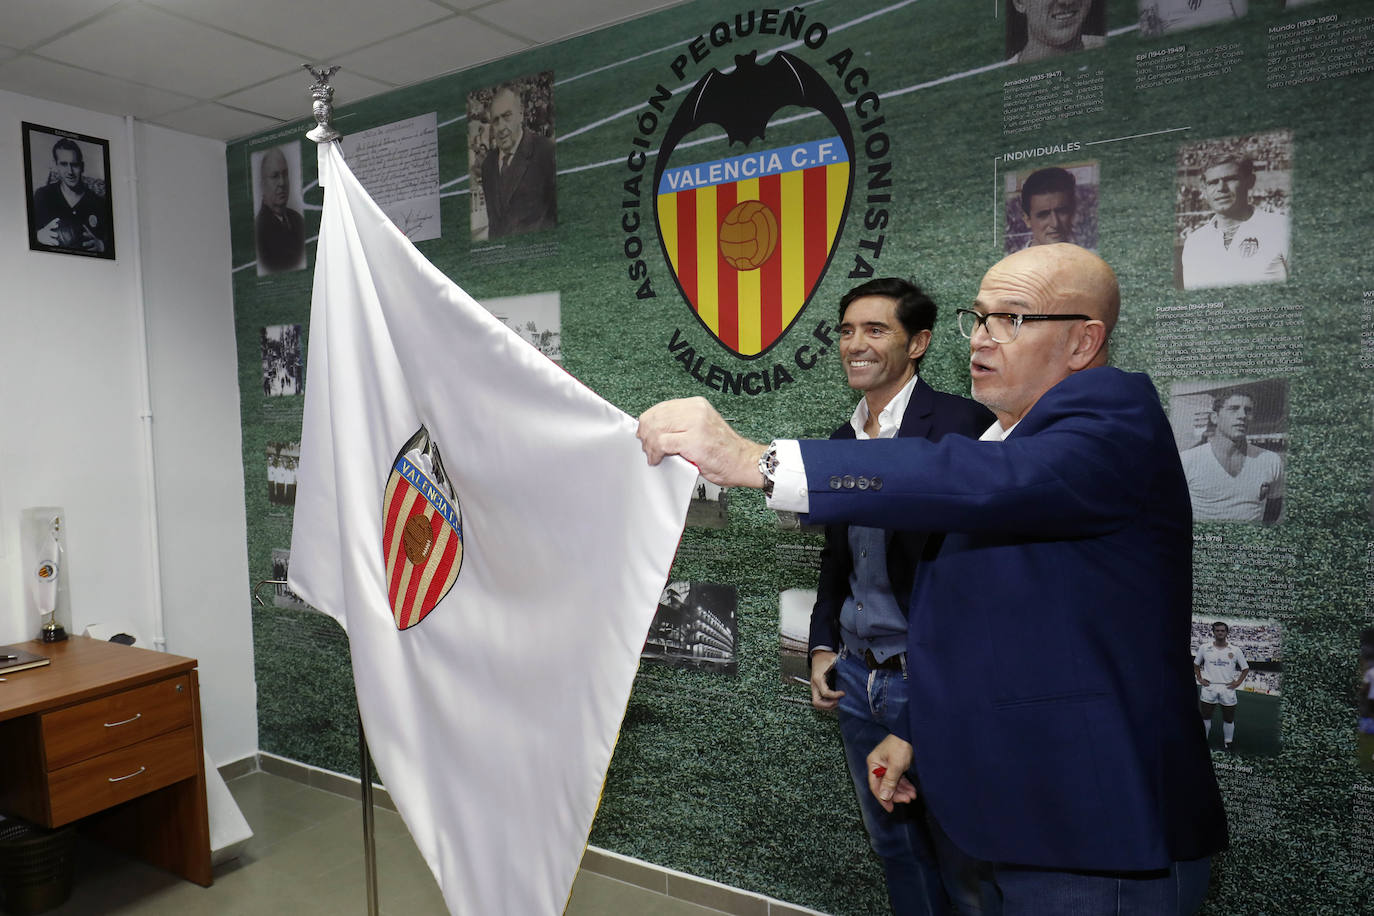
109, 766, 146, 783
104, 713, 142, 728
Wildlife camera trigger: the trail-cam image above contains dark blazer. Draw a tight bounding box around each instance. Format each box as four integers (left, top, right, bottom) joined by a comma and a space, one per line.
807, 378, 993, 656
797, 367, 1226, 873
33, 181, 114, 254
481, 130, 557, 238
256, 204, 305, 273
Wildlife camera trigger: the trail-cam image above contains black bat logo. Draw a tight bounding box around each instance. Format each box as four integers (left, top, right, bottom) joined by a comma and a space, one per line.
653, 50, 854, 193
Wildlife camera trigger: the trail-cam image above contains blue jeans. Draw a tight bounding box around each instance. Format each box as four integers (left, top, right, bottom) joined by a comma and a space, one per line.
927, 813, 1211, 916
835, 648, 949, 916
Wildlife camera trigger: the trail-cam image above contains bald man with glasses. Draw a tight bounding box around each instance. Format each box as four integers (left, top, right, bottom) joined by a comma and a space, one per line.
638, 244, 1226, 915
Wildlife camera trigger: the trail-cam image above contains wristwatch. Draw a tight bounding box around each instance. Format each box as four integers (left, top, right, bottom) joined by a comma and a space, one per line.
757, 442, 778, 498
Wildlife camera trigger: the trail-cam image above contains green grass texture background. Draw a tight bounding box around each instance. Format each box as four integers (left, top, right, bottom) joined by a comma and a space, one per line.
227, 1, 1374, 912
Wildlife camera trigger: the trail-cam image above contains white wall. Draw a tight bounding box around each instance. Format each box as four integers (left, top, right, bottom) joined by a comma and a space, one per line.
0, 89, 256, 765
134, 121, 257, 766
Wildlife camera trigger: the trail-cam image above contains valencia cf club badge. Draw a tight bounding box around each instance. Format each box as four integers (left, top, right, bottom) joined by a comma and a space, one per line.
653, 50, 854, 359
382, 427, 463, 629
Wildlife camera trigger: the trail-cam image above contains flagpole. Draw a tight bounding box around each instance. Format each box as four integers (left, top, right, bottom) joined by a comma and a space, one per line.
301, 63, 377, 916
359, 711, 380, 916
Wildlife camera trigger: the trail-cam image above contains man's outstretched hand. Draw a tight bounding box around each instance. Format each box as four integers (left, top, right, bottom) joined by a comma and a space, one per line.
637, 397, 769, 489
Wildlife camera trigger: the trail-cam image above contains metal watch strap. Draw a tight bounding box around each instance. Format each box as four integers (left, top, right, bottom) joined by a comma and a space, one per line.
757, 442, 778, 498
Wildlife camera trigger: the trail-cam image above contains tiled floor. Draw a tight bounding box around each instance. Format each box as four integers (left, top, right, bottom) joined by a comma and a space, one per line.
26, 771, 732, 915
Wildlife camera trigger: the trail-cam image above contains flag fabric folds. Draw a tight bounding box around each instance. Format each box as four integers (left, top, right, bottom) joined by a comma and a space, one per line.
289, 142, 698, 914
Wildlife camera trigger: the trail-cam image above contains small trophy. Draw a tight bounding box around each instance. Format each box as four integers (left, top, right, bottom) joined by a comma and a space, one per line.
28, 512, 67, 642
36, 557, 66, 642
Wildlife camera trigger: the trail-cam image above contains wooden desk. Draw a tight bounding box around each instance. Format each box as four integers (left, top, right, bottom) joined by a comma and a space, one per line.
0, 637, 212, 886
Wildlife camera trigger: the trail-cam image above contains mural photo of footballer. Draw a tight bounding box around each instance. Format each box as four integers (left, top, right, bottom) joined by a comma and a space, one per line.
1004, 162, 1099, 252
1004, 0, 1106, 63
1192, 617, 1283, 756
265, 441, 300, 508
1169, 378, 1287, 525
1175, 130, 1292, 290
23, 122, 115, 259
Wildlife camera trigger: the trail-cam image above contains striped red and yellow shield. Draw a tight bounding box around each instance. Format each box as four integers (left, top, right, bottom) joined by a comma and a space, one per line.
382, 439, 463, 630
657, 139, 850, 358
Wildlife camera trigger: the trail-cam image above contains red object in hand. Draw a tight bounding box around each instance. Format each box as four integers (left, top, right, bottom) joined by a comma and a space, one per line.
872, 766, 887, 778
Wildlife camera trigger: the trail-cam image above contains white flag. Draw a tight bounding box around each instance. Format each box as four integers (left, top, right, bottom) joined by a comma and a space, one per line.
289, 142, 698, 915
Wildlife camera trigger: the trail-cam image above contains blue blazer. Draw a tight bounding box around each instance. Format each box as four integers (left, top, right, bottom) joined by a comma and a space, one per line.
808, 379, 993, 655
798, 367, 1226, 872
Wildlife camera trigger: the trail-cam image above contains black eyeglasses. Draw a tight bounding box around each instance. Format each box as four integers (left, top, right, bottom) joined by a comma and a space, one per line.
955, 308, 1092, 343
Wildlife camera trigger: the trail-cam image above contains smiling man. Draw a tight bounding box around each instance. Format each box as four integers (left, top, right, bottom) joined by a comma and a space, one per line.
1180, 153, 1289, 289
807, 279, 991, 915
1007, 0, 1104, 63
638, 244, 1226, 915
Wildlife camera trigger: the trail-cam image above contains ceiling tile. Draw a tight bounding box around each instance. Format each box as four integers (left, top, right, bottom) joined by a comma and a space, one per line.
335, 16, 528, 86
37, 5, 305, 99
0, 0, 122, 50
0, 54, 197, 120
144, 0, 455, 60
219, 69, 395, 121
475, 0, 682, 44
426, 0, 491, 10
148, 102, 281, 142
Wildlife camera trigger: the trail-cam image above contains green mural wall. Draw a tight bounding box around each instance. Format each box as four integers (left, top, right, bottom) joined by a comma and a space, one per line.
227, 1, 1374, 911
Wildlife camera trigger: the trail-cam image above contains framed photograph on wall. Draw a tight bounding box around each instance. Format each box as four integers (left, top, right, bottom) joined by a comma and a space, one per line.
22, 122, 115, 260
466, 71, 557, 242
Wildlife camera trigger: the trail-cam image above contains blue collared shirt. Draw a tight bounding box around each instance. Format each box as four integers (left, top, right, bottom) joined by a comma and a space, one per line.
835, 375, 918, 663
838, 525, 906, 662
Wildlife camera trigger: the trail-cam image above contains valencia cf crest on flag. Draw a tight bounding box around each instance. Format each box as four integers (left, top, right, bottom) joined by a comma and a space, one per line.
654, 50, 854, 359
382, 426, 463, 629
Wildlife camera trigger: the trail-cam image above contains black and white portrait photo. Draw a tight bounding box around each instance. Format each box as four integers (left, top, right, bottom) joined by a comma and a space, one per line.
1175, 131, 1292, 291
1170, 378, 1287, 525
251, 141, 307, 275
467, 72, 557, 241
23, 122, 115, 260
1005, 162, 1100, 253
1005, 0, 1106, 63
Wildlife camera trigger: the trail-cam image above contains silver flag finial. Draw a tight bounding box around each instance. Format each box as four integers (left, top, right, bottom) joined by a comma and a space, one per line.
304, 64, 342, 142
